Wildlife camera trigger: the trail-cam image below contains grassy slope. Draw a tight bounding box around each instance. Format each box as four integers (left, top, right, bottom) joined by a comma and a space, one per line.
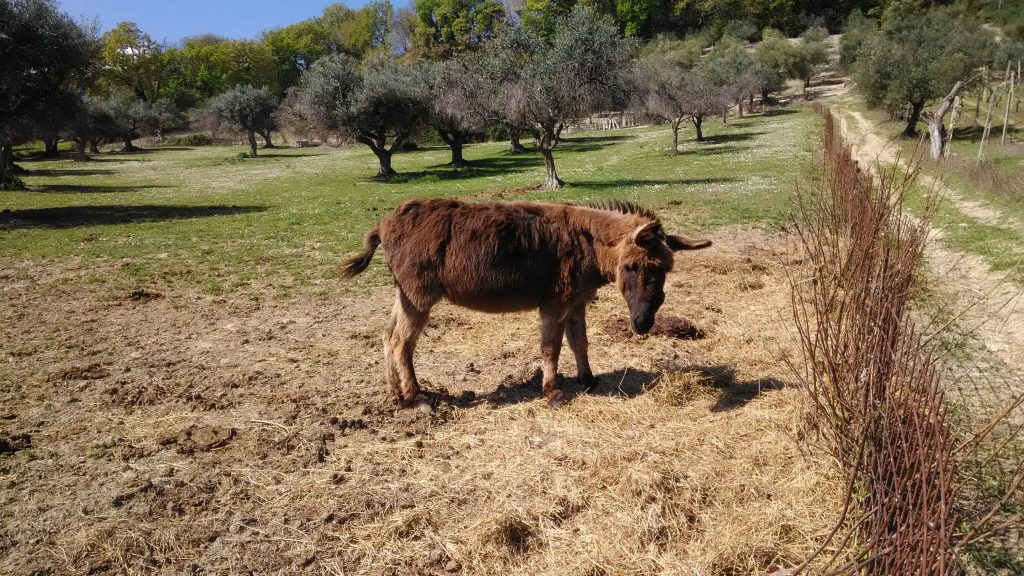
1, 109, 817, 298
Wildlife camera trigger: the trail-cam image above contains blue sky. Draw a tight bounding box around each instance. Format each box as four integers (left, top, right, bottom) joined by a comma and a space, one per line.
57, 1, 372, 44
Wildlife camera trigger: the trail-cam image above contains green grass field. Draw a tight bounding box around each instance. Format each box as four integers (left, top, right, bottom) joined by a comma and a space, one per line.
1, 109, 818, 299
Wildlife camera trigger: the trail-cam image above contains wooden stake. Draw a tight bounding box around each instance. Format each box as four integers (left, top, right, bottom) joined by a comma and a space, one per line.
1001, 72, 1014, 146
945, 95, 962, 157
977, 90, 999, 165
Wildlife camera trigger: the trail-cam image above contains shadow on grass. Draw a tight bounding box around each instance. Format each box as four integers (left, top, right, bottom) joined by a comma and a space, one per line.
759, 108, 800, 117
676, 145, 746, 157
698, 131, 767, 145
381, 155, 541, 183
27, 184, 175, 194
27, 168, 116, 177
569, 176, 737, 190
0, 204, 268, 229
113, 147, 193, 153
951, 125, 1021, 144
252, 152, 323, 158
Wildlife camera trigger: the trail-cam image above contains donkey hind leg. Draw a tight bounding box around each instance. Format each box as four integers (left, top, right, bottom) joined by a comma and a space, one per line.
565, 303, 598, 391
385, 287, 432, 407
540, 304, 569, 407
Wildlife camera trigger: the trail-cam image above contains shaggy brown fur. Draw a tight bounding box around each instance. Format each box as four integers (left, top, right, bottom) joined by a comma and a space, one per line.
342, 199, 711, 407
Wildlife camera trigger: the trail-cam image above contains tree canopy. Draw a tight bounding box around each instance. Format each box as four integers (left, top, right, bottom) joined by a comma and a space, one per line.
485, 6, 636, 189
210, 85, 280, 157
296, 54, 432, 177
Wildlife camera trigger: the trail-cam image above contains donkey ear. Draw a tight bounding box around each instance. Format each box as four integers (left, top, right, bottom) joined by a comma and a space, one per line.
630, 221, 661, 244
666, 233, 712, 251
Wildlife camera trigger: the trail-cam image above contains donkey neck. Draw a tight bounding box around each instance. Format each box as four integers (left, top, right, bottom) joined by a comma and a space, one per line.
568, 206, 652, 281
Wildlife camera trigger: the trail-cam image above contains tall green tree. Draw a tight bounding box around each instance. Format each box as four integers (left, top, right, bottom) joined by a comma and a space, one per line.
99, 21, 168, 101
853, 5, 992, 137
0, 0, 93, 187
412, 0, 506, 58
262, 19, 333, 92
323, 1, 394, 56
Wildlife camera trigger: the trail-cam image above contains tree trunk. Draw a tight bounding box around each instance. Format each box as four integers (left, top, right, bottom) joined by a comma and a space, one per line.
438, 129, 466, 167
260, 130, 275, 148
448, 140, 464, 166
722, 110, 728, 125
372, 147, 394, 179
926, 79, 970, 161
668, 118, 681, 155
0, 143, 13, 187
74, 139, 89, 161
122, 134, 137, 152
903, 100, 925, 137
539, 147, 563, 190
737, 100, 744, 118
89, 139, 100, 154
508, 126, 526, 153
247, 131, 258, 157
44, 139, 60, 157
692, 116, 704, 142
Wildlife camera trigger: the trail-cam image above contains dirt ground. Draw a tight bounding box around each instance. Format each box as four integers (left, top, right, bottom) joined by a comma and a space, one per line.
0, 225, 844, 575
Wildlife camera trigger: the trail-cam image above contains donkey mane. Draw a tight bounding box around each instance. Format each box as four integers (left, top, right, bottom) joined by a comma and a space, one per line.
581, 200, 659, 221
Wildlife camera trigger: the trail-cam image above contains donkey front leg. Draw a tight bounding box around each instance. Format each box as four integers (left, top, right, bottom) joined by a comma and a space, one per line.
385, 287, 432, 407
565, 303, 597, 391
539, 304, 569, 407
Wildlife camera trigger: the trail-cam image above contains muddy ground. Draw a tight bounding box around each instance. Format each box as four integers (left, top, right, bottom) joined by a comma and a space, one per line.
0, 226, 843, 575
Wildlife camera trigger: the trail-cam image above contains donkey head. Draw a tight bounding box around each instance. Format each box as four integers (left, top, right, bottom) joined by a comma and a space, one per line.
616, 221, 711, 334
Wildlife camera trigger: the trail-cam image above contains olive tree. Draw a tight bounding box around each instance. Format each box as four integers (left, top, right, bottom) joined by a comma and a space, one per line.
679, 64, 728, 142
485, 6, 635, 190
635, 39, 701, 154
210, 85, 279, 157
704, 38, 760, 118
853, 6, 992, 137
61, 95, 119, 161
1, 0, 92, 187
753, 28, 796, 103
428, 59, 489, 166
296, 54, 432, 178
791, 25, 830, 90
105, 91, 157, 151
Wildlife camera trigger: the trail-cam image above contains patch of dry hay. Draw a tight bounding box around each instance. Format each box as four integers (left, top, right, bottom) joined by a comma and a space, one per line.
1, 227, 845, 575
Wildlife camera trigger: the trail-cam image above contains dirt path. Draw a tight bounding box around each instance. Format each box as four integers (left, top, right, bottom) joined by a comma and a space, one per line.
834, 101, 1024, 390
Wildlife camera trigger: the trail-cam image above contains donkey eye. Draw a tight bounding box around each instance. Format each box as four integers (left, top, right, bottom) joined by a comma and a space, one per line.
625, 264, 639, 273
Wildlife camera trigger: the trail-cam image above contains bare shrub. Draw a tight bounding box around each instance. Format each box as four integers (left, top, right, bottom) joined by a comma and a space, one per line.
786, 109, 1024, 574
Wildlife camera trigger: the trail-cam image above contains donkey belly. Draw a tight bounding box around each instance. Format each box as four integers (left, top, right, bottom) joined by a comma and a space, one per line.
441, 258, 558, 313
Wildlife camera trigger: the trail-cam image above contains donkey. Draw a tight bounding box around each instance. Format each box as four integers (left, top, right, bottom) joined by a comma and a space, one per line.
341, 199, 711, 408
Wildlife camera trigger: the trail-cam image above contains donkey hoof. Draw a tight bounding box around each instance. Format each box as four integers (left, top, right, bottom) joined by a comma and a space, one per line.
546, 391, 567, 409
413, 397, 435, 414
579, 375, 599, 392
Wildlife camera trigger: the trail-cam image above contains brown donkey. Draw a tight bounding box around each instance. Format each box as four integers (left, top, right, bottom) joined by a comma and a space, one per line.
342, 199, 711, 407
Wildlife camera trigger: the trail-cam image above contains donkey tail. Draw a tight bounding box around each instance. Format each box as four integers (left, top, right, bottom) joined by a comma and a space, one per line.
340, 227, 381, 278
